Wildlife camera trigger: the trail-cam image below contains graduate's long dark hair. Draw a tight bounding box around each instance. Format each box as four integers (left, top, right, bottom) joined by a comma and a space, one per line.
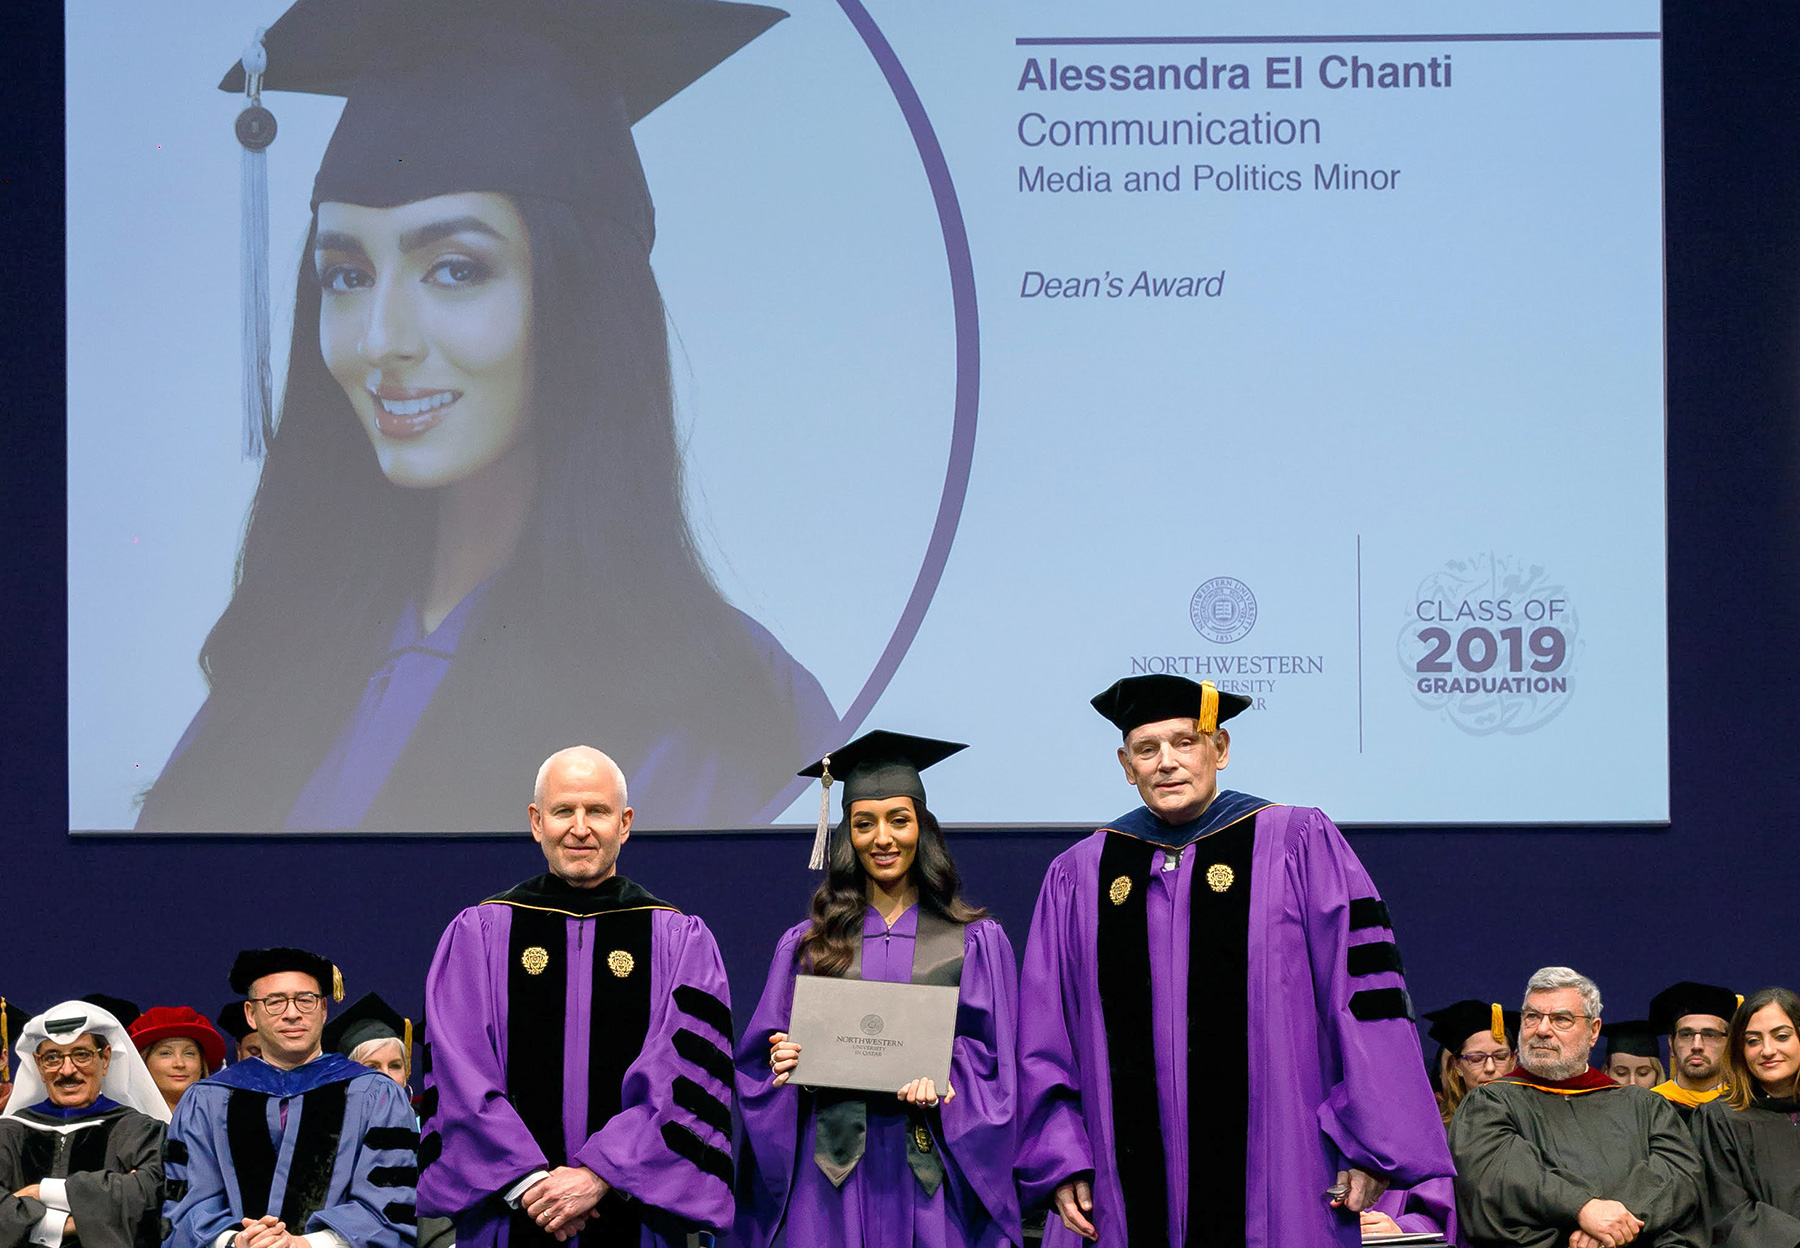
1724, 986, 1800, 1109
795, 799, 986, 977
137, 195, 806, 830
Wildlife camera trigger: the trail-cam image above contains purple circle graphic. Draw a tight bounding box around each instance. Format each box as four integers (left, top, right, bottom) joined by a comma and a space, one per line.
749, 2, 981, 823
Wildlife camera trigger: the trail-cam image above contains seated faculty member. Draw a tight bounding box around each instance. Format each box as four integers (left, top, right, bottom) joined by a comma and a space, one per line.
128, 1007, 227, 1114
1016, 674, 1452, 1246
1648, 981, 1738, 1119
0, 1001, 168, 1248
163, 949, 419, 1248
736, 732, 1020, 1248
1422, 999, 1518, 1125
417, 746, 736, 1248
1604, 1021, 1667, 1089
1691, 986, 1800, 1248
1449, 966, 1705, 1248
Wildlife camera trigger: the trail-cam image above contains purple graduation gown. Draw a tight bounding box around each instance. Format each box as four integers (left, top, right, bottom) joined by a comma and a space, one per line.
1015, 803, 1453, 1247
417, 875, 735, 1247
735, 910, 1021, 1248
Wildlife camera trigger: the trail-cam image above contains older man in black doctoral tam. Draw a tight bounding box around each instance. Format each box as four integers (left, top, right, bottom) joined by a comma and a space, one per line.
1450, 966, 1705, 1248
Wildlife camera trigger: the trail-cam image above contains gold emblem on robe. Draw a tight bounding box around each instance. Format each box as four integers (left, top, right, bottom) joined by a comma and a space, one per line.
1108, 875, 1132, 905
521, 946, 549, 975
607, 949, 635, 978
912, 1122, 934, 1153
1206, 863, 1234, 893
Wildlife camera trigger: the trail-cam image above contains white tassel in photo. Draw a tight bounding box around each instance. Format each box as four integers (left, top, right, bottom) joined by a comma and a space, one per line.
807, 757, 833, 870
236, 30, 277, 459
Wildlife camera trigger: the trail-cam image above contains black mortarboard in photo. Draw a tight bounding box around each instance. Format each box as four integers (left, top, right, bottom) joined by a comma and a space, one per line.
1091, 674, 1252, 738
321, 992, 412, 1057
215, 1002, 255, 1042
1602, 1019, 1662, 1060
1424, 1000, 1514, 1053
229, 947, 345, 1001
797, 731, 967, 870
217, 0, 787, 456
80, 994, 142, 1030
1648, 981, 1740, 1034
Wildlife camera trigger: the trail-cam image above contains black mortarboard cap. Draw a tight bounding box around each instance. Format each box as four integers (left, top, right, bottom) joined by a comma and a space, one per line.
322, 993, 411, 1057
1424, 1000, 1514, 1053
797, 731, 966, 870
1648, 981, 1739, 1034
215, 1002, 255, 1042
1091, 674, 1251, 738
229, 947, 344, 1001
1602, 1019, 1662, 1059
80, 994, 142, 1029
219, 0, 787, 249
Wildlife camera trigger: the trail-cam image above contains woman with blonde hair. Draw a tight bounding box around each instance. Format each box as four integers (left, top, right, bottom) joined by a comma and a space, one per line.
1423, 1000, 1517, 1124
1692, 986, 1800, 1247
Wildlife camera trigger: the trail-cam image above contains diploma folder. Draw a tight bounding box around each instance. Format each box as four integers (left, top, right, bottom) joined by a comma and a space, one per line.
787, 976, 959, 1094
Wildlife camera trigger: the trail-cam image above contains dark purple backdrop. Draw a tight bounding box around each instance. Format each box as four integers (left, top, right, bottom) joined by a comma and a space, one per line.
3, 4, 1795, 1041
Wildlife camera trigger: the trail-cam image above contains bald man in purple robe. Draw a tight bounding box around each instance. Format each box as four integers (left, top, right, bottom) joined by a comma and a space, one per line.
416, 747, 736, 1248
1016, 675, 1452, 1247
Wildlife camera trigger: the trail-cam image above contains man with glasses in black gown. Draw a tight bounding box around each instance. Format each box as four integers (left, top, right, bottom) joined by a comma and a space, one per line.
1449, 966, 1706, 1248
163, 949, 419, 1248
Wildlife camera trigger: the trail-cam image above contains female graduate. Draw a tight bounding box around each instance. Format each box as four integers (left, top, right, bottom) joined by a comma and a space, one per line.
135, 0, 832, 833
1692, 986, 1800, 1248
736, 732, 1021, 1248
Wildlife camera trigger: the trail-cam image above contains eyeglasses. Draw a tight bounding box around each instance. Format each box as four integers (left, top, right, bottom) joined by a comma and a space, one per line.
247, 993, 326, 1015
1457, 1049, 1513, 1067
1520, 1010, 1590, 1033
35, 1048, 103, 1072
1674, 1028, 1727, 1044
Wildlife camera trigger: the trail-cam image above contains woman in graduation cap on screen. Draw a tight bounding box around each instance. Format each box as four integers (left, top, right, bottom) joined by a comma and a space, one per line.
135, 0, 834, 834
735, 733, 1022, 1248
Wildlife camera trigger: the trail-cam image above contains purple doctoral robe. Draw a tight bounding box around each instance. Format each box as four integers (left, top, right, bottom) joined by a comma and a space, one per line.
735, 909, 1021, 1248
1368, 1177, 1456, 1240
1015, 801, 1453, 1248
418, 874, 735, 1248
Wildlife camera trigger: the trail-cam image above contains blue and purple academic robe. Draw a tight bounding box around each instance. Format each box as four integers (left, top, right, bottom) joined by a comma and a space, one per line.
1015, 793, 1453, 1248
163, 1055, 418, 1248
734, 909, 1021, 1248
417, 874, 735, 1248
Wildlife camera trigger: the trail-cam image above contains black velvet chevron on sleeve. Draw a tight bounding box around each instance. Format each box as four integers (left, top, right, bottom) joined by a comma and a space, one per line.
672, 1075, 731, 1135
672, 985, 732, 1039
418, 1086, 439, 1122
363, 1127, 420, 1152
1348, 987, 1413, 1022
163, 1179, 190, 1202
383, 1202, 417, 1226
164, 1138, 189, 1166
660, 1122, 731, 1184
368, 1165, 419, 1188
1347, 940, 1405, 977
672, 1028, 734, 1085
418, 1131, 443, 1167
1348, 897, 1392, 931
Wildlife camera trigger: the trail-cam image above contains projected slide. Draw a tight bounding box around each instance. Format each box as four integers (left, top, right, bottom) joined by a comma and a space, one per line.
67, 0, 1667, 832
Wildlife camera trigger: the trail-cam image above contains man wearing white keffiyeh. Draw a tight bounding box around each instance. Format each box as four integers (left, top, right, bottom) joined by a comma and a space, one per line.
0, 1001, 167, 1248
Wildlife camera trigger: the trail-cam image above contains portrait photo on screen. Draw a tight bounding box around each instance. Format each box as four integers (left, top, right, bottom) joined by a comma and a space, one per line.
67, 0, 961, 833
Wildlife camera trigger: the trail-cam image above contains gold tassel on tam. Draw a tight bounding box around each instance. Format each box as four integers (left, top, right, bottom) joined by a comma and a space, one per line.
332, 966, 345, 1002
808, 756, 834, 871
1198, 680, 1220, 735
1491, 1002, 1507, 1045
403, 1018, 413, 1063
1, 997, 9, 1083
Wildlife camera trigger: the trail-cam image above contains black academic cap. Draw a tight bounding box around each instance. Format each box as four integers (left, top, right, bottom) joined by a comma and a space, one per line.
1, 998, 30, 1069
229, 947, 344, 1001
219, 0, 787, 248
1602, 1019, 1662, 1060
798, 731, 967, 808
321, 993, 410, 1057
1090, 674, 1251, 737
80, 994, 142, 1029
1648, 981, 1739, 1034
1424, 1000, 1515, 1052
214, 1002, 254, 1042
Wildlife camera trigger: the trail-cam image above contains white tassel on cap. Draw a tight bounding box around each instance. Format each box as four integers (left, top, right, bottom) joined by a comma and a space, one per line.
237, 30, 276, 459
807, 756, 833, 870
